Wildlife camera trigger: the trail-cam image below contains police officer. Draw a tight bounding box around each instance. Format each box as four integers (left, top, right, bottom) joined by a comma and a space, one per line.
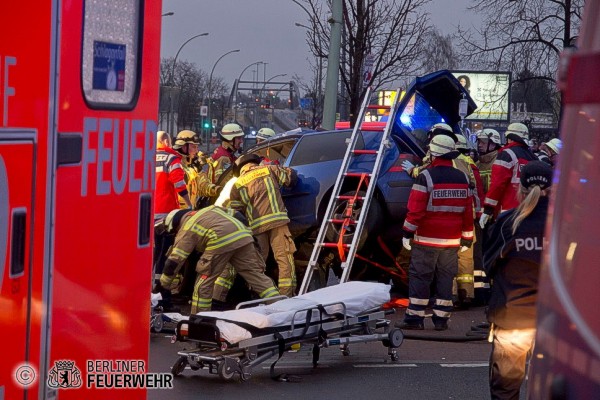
154, 206, 280, 313
398, 134, 474, 331
218, 153, 298, 298
480, 123, 537, 228
484, 161, 552, 400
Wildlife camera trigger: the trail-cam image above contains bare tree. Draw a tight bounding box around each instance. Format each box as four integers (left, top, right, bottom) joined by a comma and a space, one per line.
293, 0, 430, 126
456, 0, 584, 120
420, 29, 460, 73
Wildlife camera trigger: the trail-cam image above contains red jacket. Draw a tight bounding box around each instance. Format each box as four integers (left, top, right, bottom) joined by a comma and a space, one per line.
211, 143, 237, 164
483, 142, 537, 214
403, 158, 474, 247
154, 146, 188, 217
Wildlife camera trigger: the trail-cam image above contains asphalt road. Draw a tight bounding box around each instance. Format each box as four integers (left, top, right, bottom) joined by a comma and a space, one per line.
147, 306, 529, 400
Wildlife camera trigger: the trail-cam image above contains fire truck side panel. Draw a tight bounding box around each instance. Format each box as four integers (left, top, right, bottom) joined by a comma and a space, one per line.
0, 1, 54, 398
45, 1, 161, 399
528, 2, 600, 398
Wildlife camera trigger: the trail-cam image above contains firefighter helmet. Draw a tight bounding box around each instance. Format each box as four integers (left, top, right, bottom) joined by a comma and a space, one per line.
164, 209, 189, 234
233, 153, 262, 177
545, 138, 562, 154
476, 128, 502, 145
505, 123, 529, 144
257, 127, 276, 141
428, 122, 457, 142
429, 134, 457, 157
173, 130, 200, 148
455, 134, 469, 150
220, 123, 244, 141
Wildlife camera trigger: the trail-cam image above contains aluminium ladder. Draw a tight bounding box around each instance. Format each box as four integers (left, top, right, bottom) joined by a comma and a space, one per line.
298, 87, 401, 294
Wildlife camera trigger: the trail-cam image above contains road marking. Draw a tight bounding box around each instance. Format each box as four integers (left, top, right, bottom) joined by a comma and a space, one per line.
353, 364, 418, 368
261, 365, 330, 369
440, 363, 488, 368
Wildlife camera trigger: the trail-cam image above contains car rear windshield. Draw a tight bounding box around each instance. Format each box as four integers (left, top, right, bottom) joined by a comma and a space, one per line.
289, 131, 364, 167
397, 92, 445, 148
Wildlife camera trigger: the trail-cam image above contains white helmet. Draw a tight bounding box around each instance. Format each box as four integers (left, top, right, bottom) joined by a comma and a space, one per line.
173, 130, 200, 148
428, 122, 457, 142
545, 138, 562, 154
257, 127, 276, 141
429, 134, 456, 157
505, 123, 529, 143
455, 134, 469, 151
220, 123, 244, 141
476, 128, 502, 145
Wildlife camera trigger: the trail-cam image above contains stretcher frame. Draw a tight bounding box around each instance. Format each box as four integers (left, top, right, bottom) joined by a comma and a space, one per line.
170, 297, 404, 381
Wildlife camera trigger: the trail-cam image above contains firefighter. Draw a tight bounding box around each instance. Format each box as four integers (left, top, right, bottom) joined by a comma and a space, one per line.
479, 123, 537, 229
475, 128, 502, 194
536, 137, 562, 167
153, 206, 280, 313
208, 123, 245, 185
397, 135, 474, 331
401, 123, 457, 178
173, 130, 220, 209
453, 134, 485, 308
216, 153, 298, 298
484, 161, 552, 400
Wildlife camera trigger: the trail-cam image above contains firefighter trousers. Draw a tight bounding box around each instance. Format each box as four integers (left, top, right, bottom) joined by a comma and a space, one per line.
456, 228, 477, 299
255, 225, 297, 297
404, 244, 457, 325
191, 243, 280, 314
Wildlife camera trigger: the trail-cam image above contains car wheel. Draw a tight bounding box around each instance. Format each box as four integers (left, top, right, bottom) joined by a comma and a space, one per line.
325, 190, 383, 251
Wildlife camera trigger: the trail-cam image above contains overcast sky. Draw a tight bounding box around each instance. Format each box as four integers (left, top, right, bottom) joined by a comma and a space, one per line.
160, 0, 478, 88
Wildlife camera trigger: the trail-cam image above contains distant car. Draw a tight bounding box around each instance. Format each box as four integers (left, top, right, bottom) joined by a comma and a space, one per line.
217, 70, 476, 284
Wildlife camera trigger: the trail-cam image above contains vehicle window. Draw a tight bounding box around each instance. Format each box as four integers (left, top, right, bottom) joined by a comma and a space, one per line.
81, 0, 142, 109
253, 140, 296, 165
397, 92, 444, 142
289, 131, 364, 167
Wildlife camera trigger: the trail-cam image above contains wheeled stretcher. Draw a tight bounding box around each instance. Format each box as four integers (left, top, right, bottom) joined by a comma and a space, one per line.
169, 281, 404, 381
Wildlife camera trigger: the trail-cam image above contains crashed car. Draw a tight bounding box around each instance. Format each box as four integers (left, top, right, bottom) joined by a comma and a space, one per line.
218, 70, 477, 287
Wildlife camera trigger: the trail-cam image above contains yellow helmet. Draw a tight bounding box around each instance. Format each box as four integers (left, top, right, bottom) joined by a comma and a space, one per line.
429, 135, 456, 157
173, 130, 200, 149
257, 127, 276, 141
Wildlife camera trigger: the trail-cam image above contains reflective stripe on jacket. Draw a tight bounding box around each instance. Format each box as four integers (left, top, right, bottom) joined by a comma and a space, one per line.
155, 146, 187, 216
167, 206, 254, 272
229, 164, 293, 234
453, 153, 485, 216
403, 157, 474, 247
484, 142, 537, 214
476, 150, 497, 194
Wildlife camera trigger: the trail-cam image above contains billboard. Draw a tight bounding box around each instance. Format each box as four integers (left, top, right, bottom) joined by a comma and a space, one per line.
451, 71, 511, 121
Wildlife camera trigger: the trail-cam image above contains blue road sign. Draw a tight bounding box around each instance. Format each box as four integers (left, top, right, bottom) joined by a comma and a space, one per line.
92, 41, 126, 91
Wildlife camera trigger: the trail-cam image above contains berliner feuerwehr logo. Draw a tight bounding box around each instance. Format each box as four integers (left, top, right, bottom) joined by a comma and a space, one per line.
47, 360, 82, 389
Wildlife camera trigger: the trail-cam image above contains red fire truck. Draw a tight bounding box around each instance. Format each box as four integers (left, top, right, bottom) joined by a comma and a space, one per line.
1, 1, 161, 398
528, 2, 600, 398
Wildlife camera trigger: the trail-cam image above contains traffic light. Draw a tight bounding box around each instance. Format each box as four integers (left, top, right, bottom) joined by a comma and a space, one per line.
203, 119, 210, 129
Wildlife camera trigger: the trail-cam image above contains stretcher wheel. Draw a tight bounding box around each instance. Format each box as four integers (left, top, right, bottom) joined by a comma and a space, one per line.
218, 361, 236, 381
390, 352, 400, 362
151, 314, 164, 333
387, 329, 403, 348
171, 356, 187, 376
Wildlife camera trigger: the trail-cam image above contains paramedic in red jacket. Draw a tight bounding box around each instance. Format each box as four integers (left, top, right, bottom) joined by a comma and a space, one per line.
155, 130, 191, 220
398, 135, 474, 331
479, 123, 537, 228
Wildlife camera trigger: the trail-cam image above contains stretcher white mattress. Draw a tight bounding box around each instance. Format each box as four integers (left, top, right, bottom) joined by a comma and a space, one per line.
197, 281, 391, 344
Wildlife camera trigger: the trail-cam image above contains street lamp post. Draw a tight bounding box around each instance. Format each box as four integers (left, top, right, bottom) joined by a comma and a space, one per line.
322, 0, 343, 130
233, 61, 264, 122
257, 74, 287, 127
206, 49, 241, 151
168, 32, 209, 135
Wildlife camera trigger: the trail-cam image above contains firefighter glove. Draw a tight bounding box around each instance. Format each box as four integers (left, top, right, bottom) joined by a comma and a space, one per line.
479, 213, 490, 229
401, 160, 415, 174
159, 273, 175, 290
402, 237, 412, 251
209, 184, 222, 197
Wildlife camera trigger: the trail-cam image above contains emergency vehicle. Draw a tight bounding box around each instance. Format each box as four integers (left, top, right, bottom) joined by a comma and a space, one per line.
528, 2, 600, 398
1, 1, 161, 398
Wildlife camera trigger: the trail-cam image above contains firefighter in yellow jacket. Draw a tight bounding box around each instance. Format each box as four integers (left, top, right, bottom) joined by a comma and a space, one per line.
215, 153, 297, 298
153, 206, 280, 313
173, 130, 221, 209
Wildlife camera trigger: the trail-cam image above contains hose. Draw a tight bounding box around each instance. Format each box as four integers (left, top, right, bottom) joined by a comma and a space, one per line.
402, 332, 488, 342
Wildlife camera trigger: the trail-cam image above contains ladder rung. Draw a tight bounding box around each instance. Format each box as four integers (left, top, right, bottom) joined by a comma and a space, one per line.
344, 172, 371, 178
321, 243, 350, 248
352, 149, 378, 155
337, 195, 364, 200
329, 219, 357, 224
